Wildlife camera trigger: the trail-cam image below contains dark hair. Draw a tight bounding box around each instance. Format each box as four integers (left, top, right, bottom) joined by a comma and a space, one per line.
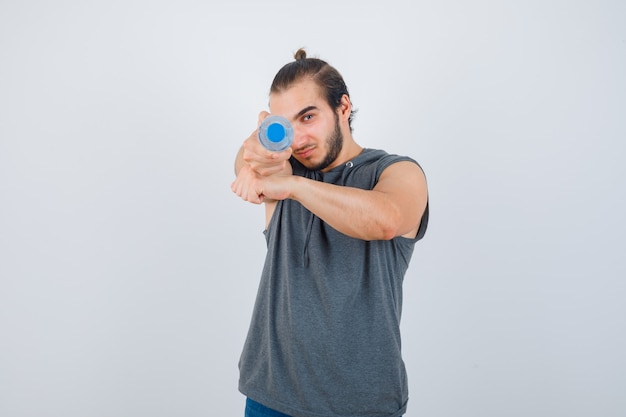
270, 48, 357, 131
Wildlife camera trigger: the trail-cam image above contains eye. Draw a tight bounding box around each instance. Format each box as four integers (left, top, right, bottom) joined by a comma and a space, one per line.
303, 114, 314, 121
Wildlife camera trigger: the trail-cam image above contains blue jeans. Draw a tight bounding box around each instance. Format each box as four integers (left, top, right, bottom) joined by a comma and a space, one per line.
244, 397, 402, 417
245, 398, 292, 417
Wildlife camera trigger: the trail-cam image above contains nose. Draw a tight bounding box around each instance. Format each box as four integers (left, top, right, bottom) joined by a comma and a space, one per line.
291, 125, 306, 150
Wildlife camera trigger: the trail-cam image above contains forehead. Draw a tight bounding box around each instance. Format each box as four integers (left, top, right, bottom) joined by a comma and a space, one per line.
269, 78, 328, 116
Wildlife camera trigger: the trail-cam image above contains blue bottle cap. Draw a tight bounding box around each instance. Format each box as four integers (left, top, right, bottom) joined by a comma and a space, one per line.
258, 115, 293, 151
267, 123, 286, 143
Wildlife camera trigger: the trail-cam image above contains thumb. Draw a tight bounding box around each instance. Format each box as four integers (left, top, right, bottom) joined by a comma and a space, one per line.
257, 111, 270, 128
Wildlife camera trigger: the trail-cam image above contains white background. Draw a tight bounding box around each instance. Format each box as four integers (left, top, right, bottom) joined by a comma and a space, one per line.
1, 1, 624, 416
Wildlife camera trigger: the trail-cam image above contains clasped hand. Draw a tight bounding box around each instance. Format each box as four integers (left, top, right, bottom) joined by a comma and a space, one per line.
231, 112, 293, 204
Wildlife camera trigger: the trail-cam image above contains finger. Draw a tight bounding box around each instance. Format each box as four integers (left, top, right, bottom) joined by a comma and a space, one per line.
257, 111, 270, 127
232, 167, 262, 204
231, 179, 244, 199
257, 163, 285, 176
277, 147, 293, 159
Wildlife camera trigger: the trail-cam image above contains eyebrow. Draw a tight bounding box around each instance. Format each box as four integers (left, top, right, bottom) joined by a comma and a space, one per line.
294, 105, 318, 120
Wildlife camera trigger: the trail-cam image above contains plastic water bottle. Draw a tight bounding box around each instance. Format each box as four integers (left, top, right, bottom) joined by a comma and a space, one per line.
258, 115, 294, 152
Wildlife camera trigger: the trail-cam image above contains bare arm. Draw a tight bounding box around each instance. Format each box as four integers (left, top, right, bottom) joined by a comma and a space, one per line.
232, 161, 428, 240
292, 161, 427, 240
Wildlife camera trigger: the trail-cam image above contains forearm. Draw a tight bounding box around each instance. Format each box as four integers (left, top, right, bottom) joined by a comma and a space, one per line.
233, 161, 426, 239
289, 176, 401, 241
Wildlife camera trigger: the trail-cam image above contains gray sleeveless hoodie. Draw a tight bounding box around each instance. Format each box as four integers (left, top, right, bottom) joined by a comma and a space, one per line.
239, 148, 429, 417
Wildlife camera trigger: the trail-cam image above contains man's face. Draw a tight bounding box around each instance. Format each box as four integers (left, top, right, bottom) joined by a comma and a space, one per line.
269, 78, 343, 171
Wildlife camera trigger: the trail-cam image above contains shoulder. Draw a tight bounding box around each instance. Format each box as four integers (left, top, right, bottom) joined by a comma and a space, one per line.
376, 159, 426, 190
358, 148, 425, 181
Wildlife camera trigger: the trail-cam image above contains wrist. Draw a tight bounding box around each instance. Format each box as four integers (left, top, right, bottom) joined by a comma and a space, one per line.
288, 175, 305, 201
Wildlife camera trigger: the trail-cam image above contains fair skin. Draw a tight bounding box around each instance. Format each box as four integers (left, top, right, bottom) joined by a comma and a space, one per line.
231, 78, 428, 241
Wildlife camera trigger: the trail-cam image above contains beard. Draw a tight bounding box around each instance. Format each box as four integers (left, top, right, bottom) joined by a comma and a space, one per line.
309, 115, 343, 172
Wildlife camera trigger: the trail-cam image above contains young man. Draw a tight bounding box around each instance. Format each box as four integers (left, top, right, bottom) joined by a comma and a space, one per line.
231, 49, 429, 417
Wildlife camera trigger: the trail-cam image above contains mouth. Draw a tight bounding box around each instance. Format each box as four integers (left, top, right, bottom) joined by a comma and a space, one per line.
295, 146, 315, 159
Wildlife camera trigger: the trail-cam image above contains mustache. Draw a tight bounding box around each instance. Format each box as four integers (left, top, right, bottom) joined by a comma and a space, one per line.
294, 145, 314, 153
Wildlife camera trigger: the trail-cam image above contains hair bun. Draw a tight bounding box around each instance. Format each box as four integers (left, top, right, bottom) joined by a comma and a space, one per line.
294, 48, 307, 60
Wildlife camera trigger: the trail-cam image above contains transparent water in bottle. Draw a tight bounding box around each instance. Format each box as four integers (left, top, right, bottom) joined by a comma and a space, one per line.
258, 115, 294, 152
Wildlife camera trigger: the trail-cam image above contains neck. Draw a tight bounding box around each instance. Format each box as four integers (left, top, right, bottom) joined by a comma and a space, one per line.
322, 134, 363, 172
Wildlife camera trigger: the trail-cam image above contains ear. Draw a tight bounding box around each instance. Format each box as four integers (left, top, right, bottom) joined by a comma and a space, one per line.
337, 94, 352, 122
